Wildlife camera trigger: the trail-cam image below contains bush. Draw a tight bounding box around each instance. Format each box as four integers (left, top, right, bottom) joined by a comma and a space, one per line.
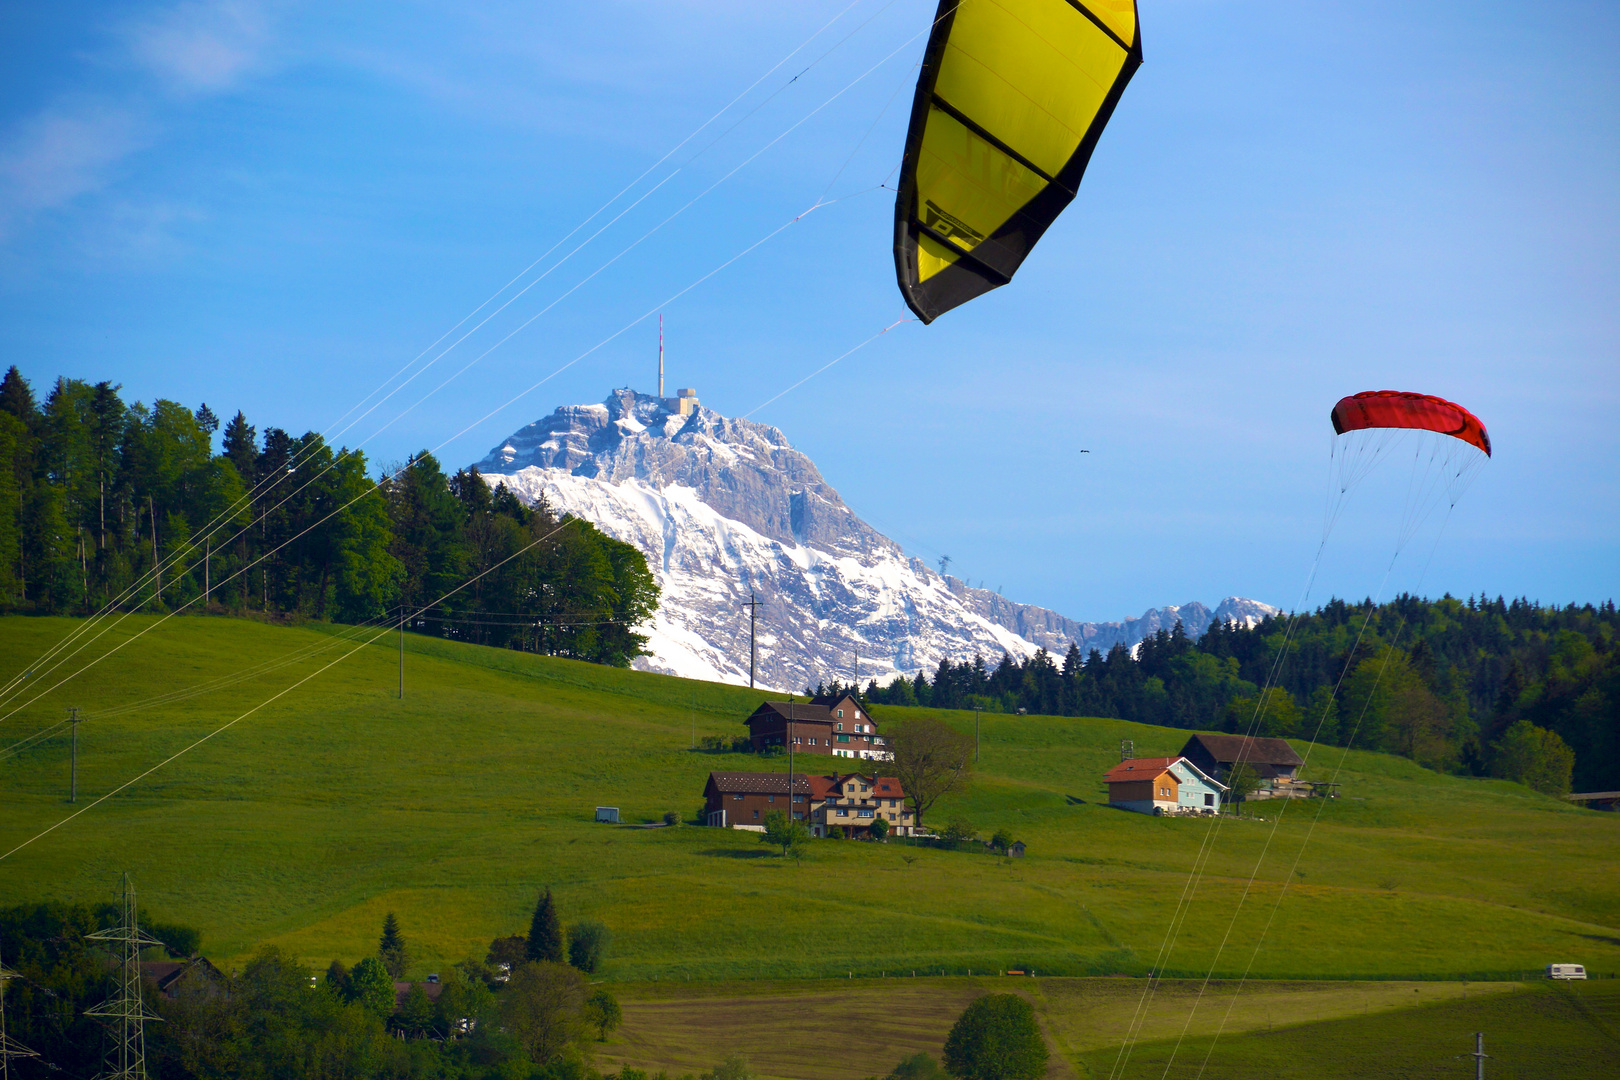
567, 920, 612, 973
1491, 720, 1575, 796
583, 987, 622, 1040
942, 994, 1048, 1080
887, 1052, 947, 1080
940, 819, 977, 843
347, 956, 396, 1018
488, 934, 528, 976
870, 816, 889, 840
703, 1055, 751, 1080
664, 810, 681, 826
989, 828, 1013, 854
146, 920, 201, 958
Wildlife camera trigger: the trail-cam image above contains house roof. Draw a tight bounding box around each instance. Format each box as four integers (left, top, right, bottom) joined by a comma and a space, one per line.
140, 960, 186, 986
139, 956, 224, 994
809, 692, 863, 710
1104, 757, 1180, 783
747, 701, 835, 726
1182, 734, 1304, 768
394, 981, 445, 1009
706, 771, 817, 795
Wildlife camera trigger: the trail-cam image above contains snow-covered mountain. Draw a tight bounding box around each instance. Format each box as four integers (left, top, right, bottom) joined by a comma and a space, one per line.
473, 389, 1277, 691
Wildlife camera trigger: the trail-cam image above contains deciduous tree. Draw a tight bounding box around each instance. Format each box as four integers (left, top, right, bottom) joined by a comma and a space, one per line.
941, 994, 1047, 1080
888, 717, 975, 830
501, 960, 587, 1064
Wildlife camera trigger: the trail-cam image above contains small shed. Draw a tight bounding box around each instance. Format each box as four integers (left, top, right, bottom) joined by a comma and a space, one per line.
1008, 840, 1026, 858
594, 806, 620, 823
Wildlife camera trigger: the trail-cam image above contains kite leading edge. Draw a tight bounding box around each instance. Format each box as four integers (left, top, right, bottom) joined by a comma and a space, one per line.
893, 0, 1142, 323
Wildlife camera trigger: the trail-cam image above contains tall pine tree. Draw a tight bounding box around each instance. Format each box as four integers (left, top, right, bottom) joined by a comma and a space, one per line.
526, 887, 564, 963
379, 911, 408, 978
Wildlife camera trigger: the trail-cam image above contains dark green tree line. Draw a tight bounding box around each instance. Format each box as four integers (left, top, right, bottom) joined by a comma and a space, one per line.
0, 366, 657, 667
862, 594, 1617, 792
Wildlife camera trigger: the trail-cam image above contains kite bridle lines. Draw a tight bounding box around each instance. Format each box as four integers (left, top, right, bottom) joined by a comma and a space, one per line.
1106, 429, 1486, 1080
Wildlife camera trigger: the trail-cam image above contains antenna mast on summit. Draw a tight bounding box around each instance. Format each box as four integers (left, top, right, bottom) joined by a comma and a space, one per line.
658, 313, 665, 398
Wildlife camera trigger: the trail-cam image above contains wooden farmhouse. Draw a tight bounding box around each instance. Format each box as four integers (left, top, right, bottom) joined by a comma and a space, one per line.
704, 770, 916, 838
1104, 756, 1227, 816
1178, 734, 1308, 799
742, 693, 891, 761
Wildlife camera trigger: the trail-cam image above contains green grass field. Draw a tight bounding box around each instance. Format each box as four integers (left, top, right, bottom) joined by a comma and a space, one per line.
1, 614, 1617, 987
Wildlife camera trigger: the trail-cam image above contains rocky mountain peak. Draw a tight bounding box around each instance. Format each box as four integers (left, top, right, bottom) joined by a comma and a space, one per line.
473, 390, 1277, 690
475, 389, 892, 560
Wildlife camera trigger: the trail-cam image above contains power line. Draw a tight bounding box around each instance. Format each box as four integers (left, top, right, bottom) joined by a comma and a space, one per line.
0, 0, 893, 719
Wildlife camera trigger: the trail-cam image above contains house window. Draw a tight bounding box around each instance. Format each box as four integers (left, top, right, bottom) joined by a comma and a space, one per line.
847, 783, 856, 792
1205, 794, 1215, 806
733, 794, 744, 801
1160, 786, 1171, 798
753, 809, 759, 818
837, 735, 850, 743
768, 795, 775, 803
836, 723, 843, 731
858, 810, 874, 818
837, 709, 844, 717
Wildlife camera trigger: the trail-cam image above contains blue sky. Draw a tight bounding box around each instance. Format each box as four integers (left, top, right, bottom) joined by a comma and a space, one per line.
2, 1, 1615, 623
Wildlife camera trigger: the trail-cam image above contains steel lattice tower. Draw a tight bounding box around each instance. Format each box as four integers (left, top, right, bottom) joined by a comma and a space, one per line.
0, 945, 41, 1079
85, 874, 162, 1079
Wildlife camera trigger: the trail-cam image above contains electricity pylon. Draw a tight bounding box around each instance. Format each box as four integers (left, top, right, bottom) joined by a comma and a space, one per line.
0, 945, 40, 1080
85, 873, 163, 1079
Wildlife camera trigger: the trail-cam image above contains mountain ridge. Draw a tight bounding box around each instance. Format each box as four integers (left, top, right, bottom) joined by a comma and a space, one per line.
474, 390, 1276, 689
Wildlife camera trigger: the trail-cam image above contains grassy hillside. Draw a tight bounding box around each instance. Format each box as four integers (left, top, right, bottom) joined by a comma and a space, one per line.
1, 615, 1616, 983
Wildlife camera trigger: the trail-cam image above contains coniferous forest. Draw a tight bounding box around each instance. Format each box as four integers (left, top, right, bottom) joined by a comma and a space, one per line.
857, 596, 1618, 796
0, 367, 657, 666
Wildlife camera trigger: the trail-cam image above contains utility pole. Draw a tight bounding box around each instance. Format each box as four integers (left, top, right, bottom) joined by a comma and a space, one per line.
658, 313, 665, 398
787, 705, 796, 825
1121, 739, 1134, 762
853, 650, 859, 692
742, 593, 761, 688
1463, 1033, 1489, 1080
148, 496, 160, 604
204, 536, 210, 606
398, 605, 405, 699
86, 873, 163, 1079
68, 708, 79, 803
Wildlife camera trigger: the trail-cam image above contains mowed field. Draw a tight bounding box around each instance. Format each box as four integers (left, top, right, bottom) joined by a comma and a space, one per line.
596, 976, 1534, 1080
1, 614, 1617, 986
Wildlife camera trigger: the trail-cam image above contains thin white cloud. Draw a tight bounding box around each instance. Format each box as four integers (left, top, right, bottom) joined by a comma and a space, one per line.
0, 1, 276, 240
127, 0, 272, 93
0, 105, 148, 235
